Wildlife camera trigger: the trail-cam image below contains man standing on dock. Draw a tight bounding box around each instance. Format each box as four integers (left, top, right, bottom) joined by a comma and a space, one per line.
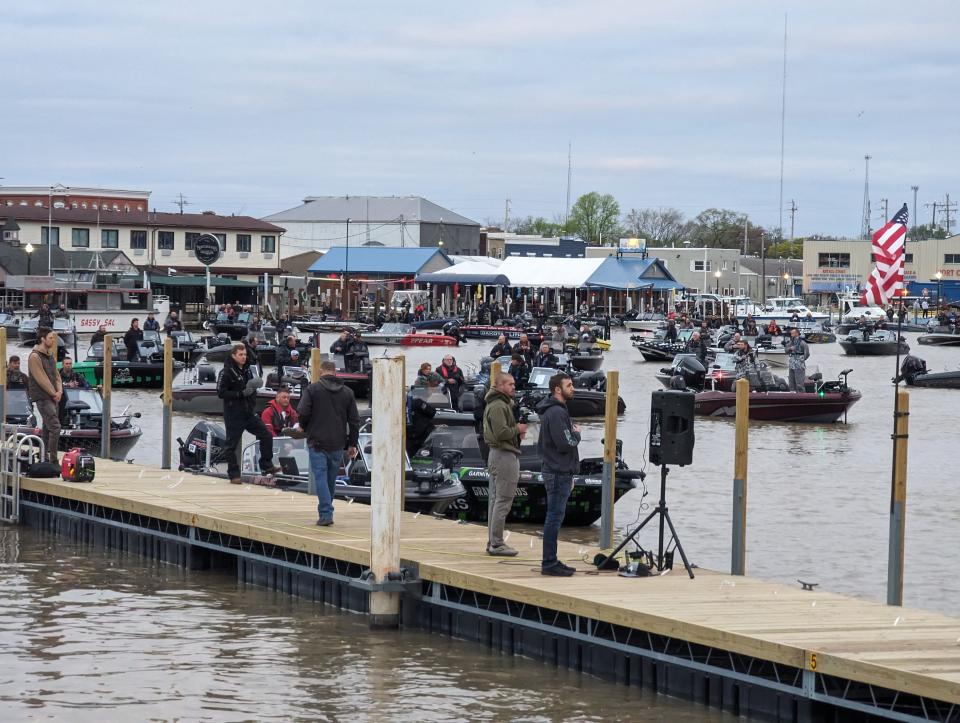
482, 372, 526, 557
27, 327, 62, 464
536, 372, 580, 577
784, 327, 810, 393
297, 361, 360, 527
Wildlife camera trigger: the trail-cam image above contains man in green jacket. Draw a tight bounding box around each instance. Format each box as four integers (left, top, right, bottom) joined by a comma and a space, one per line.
482, 372, 527, 556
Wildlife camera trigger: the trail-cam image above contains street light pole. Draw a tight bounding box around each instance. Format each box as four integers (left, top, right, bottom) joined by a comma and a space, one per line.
25, 243, 34, 276
783, 273, 791, 296
714, 270, 721, 295
935, 271, 943, 309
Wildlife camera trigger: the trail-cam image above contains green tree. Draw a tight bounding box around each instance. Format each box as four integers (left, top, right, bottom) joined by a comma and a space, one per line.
568, 192, 622, 245
690, 208, 749, 248
511, 215, 568, 237
910, 223, 948, 240
765, 239, 803, 258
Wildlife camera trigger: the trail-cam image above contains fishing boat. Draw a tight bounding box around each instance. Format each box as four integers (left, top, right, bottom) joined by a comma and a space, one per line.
917, 330, 960, 346
459, 323, 537, 340
565, 343, 604, 372
208, 311, 253, 340
623, 313, 666, 333
73, 337, 185, 388
175, 423, 466, 516
5, 387, 142, 458
167, 330, 204, 364
19, 316, 76, 346
292, 316, 374, 334
754, 338, 788, 368
6, 270, 169, 335
838, 329, 909, 356
0, 313, 19, 336
897, 355, 960, 389
632, 329, 695, 362
362, 322, 459, 347
694, 369, 861, 423
520, 366, 625, 417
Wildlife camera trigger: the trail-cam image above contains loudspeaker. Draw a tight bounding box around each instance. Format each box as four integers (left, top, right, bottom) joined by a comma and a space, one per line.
649, 390, 695, 466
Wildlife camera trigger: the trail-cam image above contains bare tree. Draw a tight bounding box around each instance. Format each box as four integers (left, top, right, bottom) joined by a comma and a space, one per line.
623, 207, 688, 246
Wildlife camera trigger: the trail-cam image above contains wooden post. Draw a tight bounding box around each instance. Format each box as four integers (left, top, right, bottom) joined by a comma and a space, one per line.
887, 389, 910, 606
731, 377, 749, 575
306, 347, 322, 494
370, 355, 405, 628
599, 370, 619, 549
161, 336, 173, 469
489, 361, 501, 389
100, 334, 112, 459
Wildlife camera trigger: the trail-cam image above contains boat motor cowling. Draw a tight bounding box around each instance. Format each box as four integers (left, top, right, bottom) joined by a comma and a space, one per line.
672, 354, 706, 390
177, 421, 228, 470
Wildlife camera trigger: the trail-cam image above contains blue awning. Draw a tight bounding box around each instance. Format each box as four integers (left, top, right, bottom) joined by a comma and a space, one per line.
585, 256, 684, 291
416, 271, 510, 285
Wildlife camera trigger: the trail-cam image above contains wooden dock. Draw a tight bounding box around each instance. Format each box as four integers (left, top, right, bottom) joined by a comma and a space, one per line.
15, 460, 960, 722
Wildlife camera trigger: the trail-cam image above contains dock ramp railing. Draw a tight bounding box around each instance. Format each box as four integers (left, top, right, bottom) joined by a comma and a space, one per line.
0, 429, 45, 524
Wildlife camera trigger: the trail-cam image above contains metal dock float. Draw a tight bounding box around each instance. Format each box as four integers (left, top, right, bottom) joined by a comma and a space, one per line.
12, 461, 960, 722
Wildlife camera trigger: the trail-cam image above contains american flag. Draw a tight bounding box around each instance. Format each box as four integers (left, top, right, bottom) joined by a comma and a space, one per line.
860, 203, 909, 306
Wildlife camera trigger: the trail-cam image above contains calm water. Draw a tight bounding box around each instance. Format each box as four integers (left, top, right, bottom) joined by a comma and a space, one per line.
9, 327, 956, 720
0, 526, 737, 722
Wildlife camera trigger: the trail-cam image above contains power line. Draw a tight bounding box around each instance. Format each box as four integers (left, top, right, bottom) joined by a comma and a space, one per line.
172, 192, 191, 214
860, 155, 871, 240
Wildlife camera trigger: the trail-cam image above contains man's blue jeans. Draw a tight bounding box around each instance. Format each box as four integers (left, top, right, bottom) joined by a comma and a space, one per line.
309, 448, 344, 522
541, 472, 573, 569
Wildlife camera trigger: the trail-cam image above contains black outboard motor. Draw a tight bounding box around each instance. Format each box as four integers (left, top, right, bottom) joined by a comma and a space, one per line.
573, 370, 605, 390
672, 354, 706, 390
177, 421, 228, 470
196, 363, 216, 383
343, 342, 370, 373
898, 355, 927, 385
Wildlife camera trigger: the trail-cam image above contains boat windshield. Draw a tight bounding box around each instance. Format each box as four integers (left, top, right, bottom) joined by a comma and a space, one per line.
710, 353, 739, 371
143, 330, 161, 344
410, 387, 452, 409
52, 318, 73, 332
378, 323, 413, 334
242, 432, 409, 479
65, 387, 103, 414
527, 368, 553, 389
4, 389, 31, 418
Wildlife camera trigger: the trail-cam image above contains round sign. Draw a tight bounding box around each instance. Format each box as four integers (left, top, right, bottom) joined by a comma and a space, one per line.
195, 233, 222, 266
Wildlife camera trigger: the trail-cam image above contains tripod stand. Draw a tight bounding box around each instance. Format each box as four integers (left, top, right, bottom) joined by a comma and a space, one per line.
601, 465, 694, 579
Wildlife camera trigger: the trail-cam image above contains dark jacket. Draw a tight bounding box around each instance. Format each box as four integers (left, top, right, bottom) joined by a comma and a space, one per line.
330, 338, 350, 355
275, 343, 299, 371
217, 356, 258, 416
407, 395, 437, 455
482, 388, 520, 455
143, 318, 160, 331
124, 328, 143, 361
489, 341, 512, 358
243, 341, 261, 372
536, 396, 580, 474
437, 363, 464, 395
91, 331, 107, 345
533, 351, 558, 369
59, 369, 89, 389
297, 376, 360, 452
164, 317, 183, 335
261, 398, 298, 437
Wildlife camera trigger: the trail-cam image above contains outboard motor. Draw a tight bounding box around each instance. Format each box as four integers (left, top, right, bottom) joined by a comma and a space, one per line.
343, 343, 370, 373
177, 421, 228, 470
899, 355, 927, 385
196, 363, 216, 384
573, 370, 605, 390
673, 355, 706, 390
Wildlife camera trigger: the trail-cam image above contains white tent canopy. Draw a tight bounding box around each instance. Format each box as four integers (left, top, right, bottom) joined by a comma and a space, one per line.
495, 256, 605, 288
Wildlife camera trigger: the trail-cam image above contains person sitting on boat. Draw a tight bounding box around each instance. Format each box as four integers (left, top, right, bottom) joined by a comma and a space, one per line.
489, 334, 512, 359
578, 324, 596, 344
507, 354, 529, 388
885, 306, 896, 323
414, 362, 440, 387
164, 311, 183, 336
90, 324, 108, 346
438, 354, 465, 410
6, 355, 28, 389
533, 342, 559, 369
733, 339, 755, 373
123, 319, 143, 362
330, 330, 351, 356
58, 357, 89, 389
514, 333, 535, 365
684, 332, 708, 364
664, 320, 678, 343
723, 332, 743, 353
743, 315, 758, 335
34, 303, 54, 327
789, 311, 800, 324
678, 315, 693, 330
244, 334, 262, 376
275, 335, 300, 373
784, 327, 810, 393
765, 320, 782, 337
142, 311, 160, 332
54, 304, 71, 320
261, 385, 299, 438
407, 378, 439, 456
248, 315, 263, 332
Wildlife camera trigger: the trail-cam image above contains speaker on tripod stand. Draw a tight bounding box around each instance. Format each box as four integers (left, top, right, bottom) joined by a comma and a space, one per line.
598, 390, 696, 578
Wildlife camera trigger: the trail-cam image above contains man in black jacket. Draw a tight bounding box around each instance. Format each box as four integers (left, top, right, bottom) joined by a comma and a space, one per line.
123, 319, 143, 362
297, 360, 360, 526
536, 372, 581, 577
330, 330, 351, 356
532, 342, 558, 369
217, 343, 278, 484
275, 334, 299, 374
489, 334, 512, 359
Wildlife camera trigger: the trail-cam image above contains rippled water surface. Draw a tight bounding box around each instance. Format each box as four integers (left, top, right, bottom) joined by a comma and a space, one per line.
0, 527, 739, 721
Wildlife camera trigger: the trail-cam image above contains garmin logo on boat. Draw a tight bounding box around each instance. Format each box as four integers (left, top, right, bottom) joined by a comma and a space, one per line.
462, 469, 489, 480
471, 486, 528, 497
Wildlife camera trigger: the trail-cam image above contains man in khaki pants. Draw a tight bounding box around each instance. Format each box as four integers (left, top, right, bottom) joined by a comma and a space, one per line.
27, 327, 62, 463
482, 373, 527, 556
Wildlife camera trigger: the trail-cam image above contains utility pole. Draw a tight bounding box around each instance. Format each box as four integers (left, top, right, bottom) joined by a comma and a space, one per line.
941, 194, 956, 236
860, 155, 872, 240
880, 198, 889, 222
788, 200, 797, 241
173, 193, 191, 214
925, 202, 939, 232
503, 198, 511, 233
565, 142, 572, 224
911, 185, 919, 239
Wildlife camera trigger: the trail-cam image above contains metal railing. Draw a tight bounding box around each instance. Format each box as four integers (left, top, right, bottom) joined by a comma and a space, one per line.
0, 427, 44, 524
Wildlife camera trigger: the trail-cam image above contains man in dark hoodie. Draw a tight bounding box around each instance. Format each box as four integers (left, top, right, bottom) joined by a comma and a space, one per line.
297, 360, 360, 526
482, 372, 526, 556
536, 372, 581, 576
217, 343, 278, 484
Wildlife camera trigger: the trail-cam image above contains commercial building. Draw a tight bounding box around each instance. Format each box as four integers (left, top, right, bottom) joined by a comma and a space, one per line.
483, 232, 587, 259
0, 186, 150, 213
802, 235, 960, 300
264, 196, 481, 257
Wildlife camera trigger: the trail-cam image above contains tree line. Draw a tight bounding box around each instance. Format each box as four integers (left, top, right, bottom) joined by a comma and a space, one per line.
496, 192, 812, 257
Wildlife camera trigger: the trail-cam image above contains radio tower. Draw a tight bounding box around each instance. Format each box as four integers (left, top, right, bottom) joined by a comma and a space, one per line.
860, 155, 872, 239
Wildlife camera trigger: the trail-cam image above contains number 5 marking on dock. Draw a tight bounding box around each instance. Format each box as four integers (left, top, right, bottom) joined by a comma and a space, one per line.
808, 652, 817, 671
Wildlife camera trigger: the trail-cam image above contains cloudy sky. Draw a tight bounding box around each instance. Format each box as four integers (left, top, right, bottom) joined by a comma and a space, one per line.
4, 1, 959, 238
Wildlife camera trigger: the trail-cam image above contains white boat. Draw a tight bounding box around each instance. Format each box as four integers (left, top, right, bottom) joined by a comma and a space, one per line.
734, 297, 829, 325
623, 315, 665, 333
837, 293, 888, 325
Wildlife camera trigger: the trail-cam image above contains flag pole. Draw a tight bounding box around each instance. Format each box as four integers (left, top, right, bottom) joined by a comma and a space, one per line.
887, 204, 909, 606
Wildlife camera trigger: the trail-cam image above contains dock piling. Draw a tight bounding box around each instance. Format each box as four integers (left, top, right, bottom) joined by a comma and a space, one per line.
732, 377, 749, 575
101, 334, 112, 460
369, 355, 405, 628
161, 336, 173, 469
600, 370, 619, 549
887, 388, 910, 606
308, 348, 321, 495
